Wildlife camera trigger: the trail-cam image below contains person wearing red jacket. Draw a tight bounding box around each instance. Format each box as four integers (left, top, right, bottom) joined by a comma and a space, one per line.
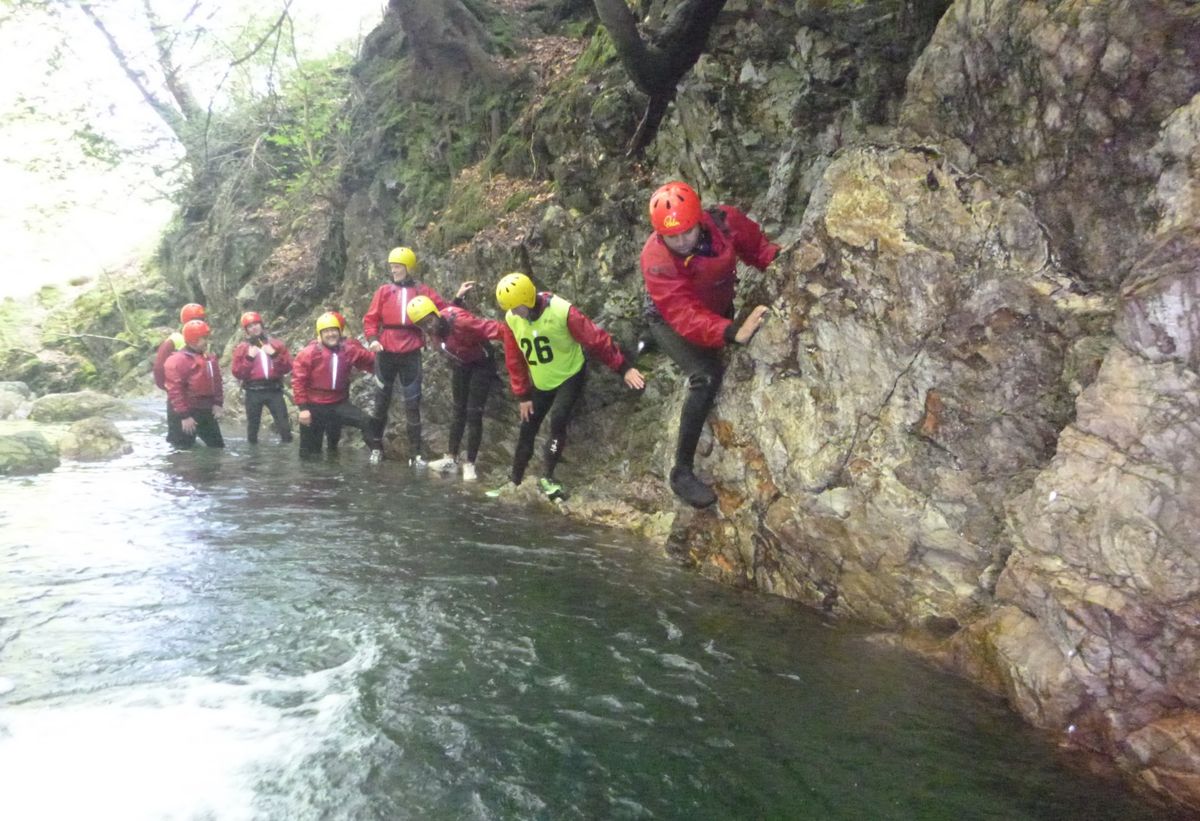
164, 319, 225, 449
488, 273, 645, 500
230, 311, 293, 445
292, 312, 380, 458
641, 181, 776, 508
362, 246, 474, 466
154, 303, 206, 392
407, 295, 504, 482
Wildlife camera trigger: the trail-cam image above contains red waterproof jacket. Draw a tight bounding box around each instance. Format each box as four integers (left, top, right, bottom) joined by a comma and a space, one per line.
153, 332, 185, 390
291, 339, 376, 407
363, 281, 449, 354
501, 293, 630, 400
640, 205, 779, 348
231, 336, 293, 384
164, 349, 223, 414
431, 306, 503, 366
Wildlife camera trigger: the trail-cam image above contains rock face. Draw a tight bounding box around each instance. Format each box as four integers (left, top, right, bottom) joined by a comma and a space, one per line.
995, 346, 1200, 800
150, 0, 1200, 810
58, 417, 132, 462
28, 391, 128, 423
0, 431, 60, 476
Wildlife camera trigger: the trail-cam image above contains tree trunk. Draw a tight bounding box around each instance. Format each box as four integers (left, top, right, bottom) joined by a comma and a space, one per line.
592, 0, 728, 155
388, 0, 499, 97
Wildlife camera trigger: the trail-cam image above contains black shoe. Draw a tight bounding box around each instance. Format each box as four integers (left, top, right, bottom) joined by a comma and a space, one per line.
670, 467, 716, 508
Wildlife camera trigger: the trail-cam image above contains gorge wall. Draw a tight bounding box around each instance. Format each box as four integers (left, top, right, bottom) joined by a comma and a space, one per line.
150, 0, 1200, 810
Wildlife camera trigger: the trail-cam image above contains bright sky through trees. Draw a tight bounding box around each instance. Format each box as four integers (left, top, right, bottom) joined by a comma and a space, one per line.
0, 0, 384, 298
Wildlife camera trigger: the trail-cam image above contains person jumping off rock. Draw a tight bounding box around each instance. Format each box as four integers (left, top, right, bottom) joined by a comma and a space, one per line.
640, 181, 777, 508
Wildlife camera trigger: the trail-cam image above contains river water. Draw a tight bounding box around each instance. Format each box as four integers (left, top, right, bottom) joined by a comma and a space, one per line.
0, 410, 1171, 820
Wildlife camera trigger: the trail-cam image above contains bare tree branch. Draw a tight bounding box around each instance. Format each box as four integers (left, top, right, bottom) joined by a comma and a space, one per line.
78, 2, 190, 143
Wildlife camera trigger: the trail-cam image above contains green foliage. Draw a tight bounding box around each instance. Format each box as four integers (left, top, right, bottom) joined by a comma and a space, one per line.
35, 268, 173, 389
262, 54, 355, 215
436, 177, 491, 247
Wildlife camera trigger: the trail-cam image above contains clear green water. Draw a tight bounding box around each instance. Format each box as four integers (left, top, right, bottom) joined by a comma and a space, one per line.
0, 411, 1174, 819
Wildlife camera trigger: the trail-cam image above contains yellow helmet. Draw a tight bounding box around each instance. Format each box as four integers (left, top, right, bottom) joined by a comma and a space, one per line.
496, 272, 536, 312
315, 312, 342, 335
406, 295, 440, 324
387, 246, 417, 269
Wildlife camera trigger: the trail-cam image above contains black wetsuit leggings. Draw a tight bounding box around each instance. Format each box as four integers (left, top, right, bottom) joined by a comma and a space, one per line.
167, 408, 225, 449
245, 387, 292, 443
448, 358, 496, 463
300, 402, 381, 457
511, 365, 587, 485
648, 318, 725, 471
370, 350, 422, 454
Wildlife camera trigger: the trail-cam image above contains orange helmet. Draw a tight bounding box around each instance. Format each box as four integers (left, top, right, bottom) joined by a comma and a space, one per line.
329, 311, 348, 331
180, 303, 206, 324
182, 320, 211, 347
240, 311, 262, 329
649, 181, 702, 236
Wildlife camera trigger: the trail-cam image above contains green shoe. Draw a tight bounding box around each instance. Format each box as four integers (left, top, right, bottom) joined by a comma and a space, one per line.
538, 477, 568, 501
485, 483, 510, 498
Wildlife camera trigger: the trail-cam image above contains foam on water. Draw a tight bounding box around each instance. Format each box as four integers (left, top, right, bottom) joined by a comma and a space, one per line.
0, 639, 378, 820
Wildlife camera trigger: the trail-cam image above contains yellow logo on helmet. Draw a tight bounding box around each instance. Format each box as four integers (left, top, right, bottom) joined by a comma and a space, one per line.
664, 215, 680, 228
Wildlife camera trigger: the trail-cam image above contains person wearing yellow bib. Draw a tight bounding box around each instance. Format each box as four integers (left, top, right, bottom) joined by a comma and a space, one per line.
491, 273, 645, 500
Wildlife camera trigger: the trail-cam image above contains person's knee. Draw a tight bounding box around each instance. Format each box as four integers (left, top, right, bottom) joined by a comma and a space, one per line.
686, 369, 722, 395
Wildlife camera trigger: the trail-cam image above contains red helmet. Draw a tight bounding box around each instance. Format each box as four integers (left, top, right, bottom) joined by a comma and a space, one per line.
240, 311, 262, 329
180, 303, 206, 324
649, 181, 702, 236
182, 320, 211, 347
330, 311, 348, 331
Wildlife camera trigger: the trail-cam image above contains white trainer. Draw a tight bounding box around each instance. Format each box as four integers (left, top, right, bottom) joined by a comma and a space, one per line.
428, 455, 457, 472
461, 462, 478, 482
409, 455, 427, 469
368, 449, 383, 465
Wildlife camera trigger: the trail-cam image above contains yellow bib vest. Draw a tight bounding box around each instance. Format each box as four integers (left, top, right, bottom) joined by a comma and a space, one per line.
505, 295, 585, 391
169, 331, 186, 350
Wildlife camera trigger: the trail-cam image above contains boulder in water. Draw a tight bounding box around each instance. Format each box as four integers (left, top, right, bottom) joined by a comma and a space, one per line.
28, 390, 128, 423
0, 384, 31, 420
58, 417, 131, 462
0, 430, 60, 475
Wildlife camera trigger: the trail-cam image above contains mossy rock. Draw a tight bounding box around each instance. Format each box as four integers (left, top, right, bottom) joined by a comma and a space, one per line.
29, 391, 129, 423
59, 417, 132, 462
0, 430, 60, 476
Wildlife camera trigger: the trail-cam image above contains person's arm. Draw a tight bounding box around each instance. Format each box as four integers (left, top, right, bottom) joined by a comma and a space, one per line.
565, 307, 628, 374
153, 338, 174, 389
424, 284, 452, 311
566, 307, 645, 389
231, 341, 252, 381
350, 342, 377, 373
455, 311, 504, 343
291, 347, 311, 407
212, 355, 224, 408
499, 324, 532, 399
480, 317, 505, 341
275, 340, 293, 376
362, 287, 384, 342
719, 205, 780, 270
164, 355, 190, 414
642, 251, 733, 348
452, 280, 477, 306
